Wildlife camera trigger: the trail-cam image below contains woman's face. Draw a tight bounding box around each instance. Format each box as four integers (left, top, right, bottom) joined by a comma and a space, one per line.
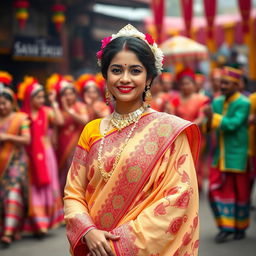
106, 50, 149, 105
0, 96, 13, 117
31, 90, 45, 109
83, 85, 100, 102
180, 77, 195, 96
62, 88, 76, 106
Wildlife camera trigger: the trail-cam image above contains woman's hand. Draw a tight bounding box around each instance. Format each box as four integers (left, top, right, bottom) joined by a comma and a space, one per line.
84, 229, 120, 256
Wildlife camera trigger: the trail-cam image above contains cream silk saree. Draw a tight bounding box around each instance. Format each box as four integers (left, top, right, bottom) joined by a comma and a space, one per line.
64, 111, 200, 256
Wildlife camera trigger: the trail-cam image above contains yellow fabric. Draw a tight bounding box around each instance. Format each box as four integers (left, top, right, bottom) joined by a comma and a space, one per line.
64, 114, 199, 256
211, 113, 223, 129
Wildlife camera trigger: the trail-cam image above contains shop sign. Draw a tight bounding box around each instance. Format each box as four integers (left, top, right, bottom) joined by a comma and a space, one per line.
13, 36, 63, 61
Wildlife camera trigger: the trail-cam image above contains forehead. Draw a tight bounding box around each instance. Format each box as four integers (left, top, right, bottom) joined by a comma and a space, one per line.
110, 50, 143, 66
0, 95, 10, 102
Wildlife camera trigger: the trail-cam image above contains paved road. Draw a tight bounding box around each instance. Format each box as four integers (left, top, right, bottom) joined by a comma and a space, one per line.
1, 187, 256, 256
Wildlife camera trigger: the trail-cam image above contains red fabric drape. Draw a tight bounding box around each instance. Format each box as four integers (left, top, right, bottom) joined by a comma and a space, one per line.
22, 86, 50, 187
180, 0, 193, 37
203, 0, 217, 38
151, 0, 165, 43
238, 0, 252, 33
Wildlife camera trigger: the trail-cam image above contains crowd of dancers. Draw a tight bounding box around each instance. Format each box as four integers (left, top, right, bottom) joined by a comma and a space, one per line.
0, 63, 255, 248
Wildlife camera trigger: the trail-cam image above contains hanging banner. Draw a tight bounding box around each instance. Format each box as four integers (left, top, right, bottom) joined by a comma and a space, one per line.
203, 0, 216, 38
180, 0, 193, 37
238, 0, 251, 33
151, 0, 165, 43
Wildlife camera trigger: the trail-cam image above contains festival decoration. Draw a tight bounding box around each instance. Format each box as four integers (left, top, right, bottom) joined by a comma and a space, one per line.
180, 0, 193, 37
52, 3, 66, 32
151, 0, 165, 43
13, 0, 30, 29
238, 0, 252, 34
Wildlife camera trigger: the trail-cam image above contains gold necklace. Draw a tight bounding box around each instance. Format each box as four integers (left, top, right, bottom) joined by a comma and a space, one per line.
98, 110, 144, 182
111, 105, 147, 131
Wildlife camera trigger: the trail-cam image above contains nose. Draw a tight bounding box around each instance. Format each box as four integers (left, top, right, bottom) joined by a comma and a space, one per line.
120, 71, 131, 84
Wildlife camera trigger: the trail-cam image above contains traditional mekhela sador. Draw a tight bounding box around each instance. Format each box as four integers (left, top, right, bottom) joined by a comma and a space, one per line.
0, 72, 30, 245
64, 24, 200, 256
17, 76, 64, 235
46, 74, 89, 194
208, 66, 251, 242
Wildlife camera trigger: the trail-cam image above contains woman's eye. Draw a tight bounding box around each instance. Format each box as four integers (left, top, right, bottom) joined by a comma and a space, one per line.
111, 68, 121, 74
131, 69, 142, 75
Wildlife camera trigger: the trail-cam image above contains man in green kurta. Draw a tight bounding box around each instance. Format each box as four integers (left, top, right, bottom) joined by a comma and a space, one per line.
204, 66, 251, 243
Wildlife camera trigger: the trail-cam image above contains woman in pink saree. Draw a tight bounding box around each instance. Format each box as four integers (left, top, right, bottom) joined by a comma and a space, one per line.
64, 25, 200, 256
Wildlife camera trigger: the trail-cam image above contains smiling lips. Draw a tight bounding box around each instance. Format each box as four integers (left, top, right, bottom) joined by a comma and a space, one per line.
117, 86, 134, 94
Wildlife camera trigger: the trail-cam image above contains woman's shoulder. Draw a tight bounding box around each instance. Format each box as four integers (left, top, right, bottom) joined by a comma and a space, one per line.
82, 118, 102, 135
14, 111, 29, 120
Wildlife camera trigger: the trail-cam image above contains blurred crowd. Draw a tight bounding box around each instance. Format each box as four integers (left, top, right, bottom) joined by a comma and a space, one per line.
0, 63, 256, 247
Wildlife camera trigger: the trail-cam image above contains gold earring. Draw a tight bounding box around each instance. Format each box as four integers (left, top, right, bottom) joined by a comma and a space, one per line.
105, 89, 111, 105
144, 85, 152, 107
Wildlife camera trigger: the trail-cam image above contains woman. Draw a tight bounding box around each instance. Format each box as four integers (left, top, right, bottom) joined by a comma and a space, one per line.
47, 74, 89, 194
64, 24, 200, 256
17, 76, 64, 236
76, 74, 111, 121
173, 68, 210, 125
0, 74, 30, 247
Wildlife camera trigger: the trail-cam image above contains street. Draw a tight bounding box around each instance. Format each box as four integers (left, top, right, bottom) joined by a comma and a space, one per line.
1, 186, 256, 256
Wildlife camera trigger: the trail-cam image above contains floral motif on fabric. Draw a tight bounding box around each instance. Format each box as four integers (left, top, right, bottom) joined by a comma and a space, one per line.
112, 223, 139, 256
93, 113, 190, 231
100, 212, 114, 229
66, 213, 96, 249
172, 213, 199, 256
70, 146, 88, 180
172, 190, 191, 209
166, 216, 186, 235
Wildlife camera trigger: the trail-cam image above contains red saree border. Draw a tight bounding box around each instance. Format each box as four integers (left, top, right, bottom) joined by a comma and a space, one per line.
112, 222, 139, 256
66, 213, 96, 254
93, 113, 200, 231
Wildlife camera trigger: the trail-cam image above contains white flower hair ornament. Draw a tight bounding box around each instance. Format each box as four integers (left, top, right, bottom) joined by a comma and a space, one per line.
96, 24, 164, 75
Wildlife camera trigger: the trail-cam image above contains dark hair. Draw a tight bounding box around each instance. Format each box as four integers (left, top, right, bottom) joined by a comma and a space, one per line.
60, 86, 76, 96
0, 92, 14, 103
101, 36, 158, 83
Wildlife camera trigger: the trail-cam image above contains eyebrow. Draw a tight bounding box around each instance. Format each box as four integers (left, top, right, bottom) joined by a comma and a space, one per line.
110, 64, 143, 69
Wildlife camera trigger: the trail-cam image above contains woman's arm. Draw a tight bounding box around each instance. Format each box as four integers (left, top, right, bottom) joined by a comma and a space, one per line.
0, 117, 31, 145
